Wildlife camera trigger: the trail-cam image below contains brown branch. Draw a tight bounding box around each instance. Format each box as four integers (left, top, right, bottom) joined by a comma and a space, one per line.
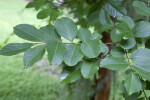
125, 51, 134, 73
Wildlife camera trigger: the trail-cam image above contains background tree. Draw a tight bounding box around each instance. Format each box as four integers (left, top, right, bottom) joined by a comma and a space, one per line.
1, 0, 150, 100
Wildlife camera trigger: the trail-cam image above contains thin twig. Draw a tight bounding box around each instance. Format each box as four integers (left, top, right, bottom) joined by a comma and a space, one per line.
142, 89, 148, 99
125, 51, 134, 73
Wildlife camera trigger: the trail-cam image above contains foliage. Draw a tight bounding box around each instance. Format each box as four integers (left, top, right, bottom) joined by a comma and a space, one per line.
1, 0, 150, 99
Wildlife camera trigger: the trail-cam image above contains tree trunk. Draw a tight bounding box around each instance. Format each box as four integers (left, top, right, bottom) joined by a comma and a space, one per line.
96, 32, 112, 100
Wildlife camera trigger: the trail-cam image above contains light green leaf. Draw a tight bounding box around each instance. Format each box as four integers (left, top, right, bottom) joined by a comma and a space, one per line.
40, 24, 61, 42
81, 40, 101, 58
0, 43, 34, 56
14, 24, 45, 42
133, 1, 150, 16
46, 42, 65, 65
100, 56, 128, 70
55, 17, 78, 41
64, 44, 84, 66
134, 21, 150, 38
104, 3, 127, 17
81, 61, 99, 79
91, 32, 102, 40
111, 47, 125, 58
100, 42, 109, 56
37, 9, 51, 19
23, 45, 45, 67
120, 38, 136, 50
124, 73, 142, 95
77, 28, 91, 42
117, 16, 134, 29
60, 63, 81, 83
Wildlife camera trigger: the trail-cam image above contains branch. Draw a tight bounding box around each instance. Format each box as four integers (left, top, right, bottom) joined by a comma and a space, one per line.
125, 51, 134, 73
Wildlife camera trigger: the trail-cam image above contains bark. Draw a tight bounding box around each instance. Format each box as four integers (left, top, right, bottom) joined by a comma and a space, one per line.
96, 32, 112, 100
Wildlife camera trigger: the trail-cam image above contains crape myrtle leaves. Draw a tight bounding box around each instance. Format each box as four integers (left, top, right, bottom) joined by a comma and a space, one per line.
0, 43, 34, 56
60, 62, 81, 83
120, 38, 136, 50
81, 61, 99, 79
81, 39, 101, 58
117, 16, 134, 29
134, 21, 150, 38
46, 42, 65, 65
14, 24, 45, 42
64, 44, 84, 66
55, 17, 78, 41
110, 47, 125, 58
133, 1, 150, 16
39, 24, 61, 42
103, 2, 127, 18
77, 28, 91, 42
100, 56, 128, 70
124, 73, 142, 95
23, 45, 45, 67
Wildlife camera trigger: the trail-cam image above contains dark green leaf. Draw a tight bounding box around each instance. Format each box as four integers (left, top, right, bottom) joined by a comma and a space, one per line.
120, 38, 136, 50
46, 42, 65, 65
64, 44, 84, 66
60, 63, 81, 83
55, 17, 78, 41
110, 28, 122, 42
37, 9, 51, 19
14, 24, 44, 42
117, 16, 134, 29
0, 43, 34, 56
100, 56, 128, 70
81, 61, 99, 79
111, 47, 125, 57
40, 24, 61, 42
23, 45, 45, 67
81, 39, 101, 58
99, 24, 114, 33
145, 38, 150, 49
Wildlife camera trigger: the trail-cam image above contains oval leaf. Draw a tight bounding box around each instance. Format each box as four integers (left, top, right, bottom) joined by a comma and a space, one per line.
77, 28, 91, 42
55, 17, 78, 41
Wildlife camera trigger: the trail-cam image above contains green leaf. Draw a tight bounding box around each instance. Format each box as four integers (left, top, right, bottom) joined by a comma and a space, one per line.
99, 9, 113, 25
104, 3, 127, 17
120, 38, 136, 50
124, 73, 142, 95
99, 24, 114, 33
110, 28, 122, 42
134, 21, 150, 38
39, 24, 61, 42
23, 45, 45, 67
100, 56, 128, 70
64, 44, 84, 66
111, 47, 125, 58
131, 48, 150, 66
60, 63, 81, 83
37, 9, 51, 19
117, 16, 134, 29
145, 38, 150, 49
14, 24, 44, 42
81, 61, 99, 79
0, 43, 34, 56
25, 0, 45, 10
77, 28, 91, 42
46, 42, 65, 65
91, 32, 102, 40
133, 1, 150, 16
100, 42, 109, 56
81, 39, 101, 58
55, 17, 78, 41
